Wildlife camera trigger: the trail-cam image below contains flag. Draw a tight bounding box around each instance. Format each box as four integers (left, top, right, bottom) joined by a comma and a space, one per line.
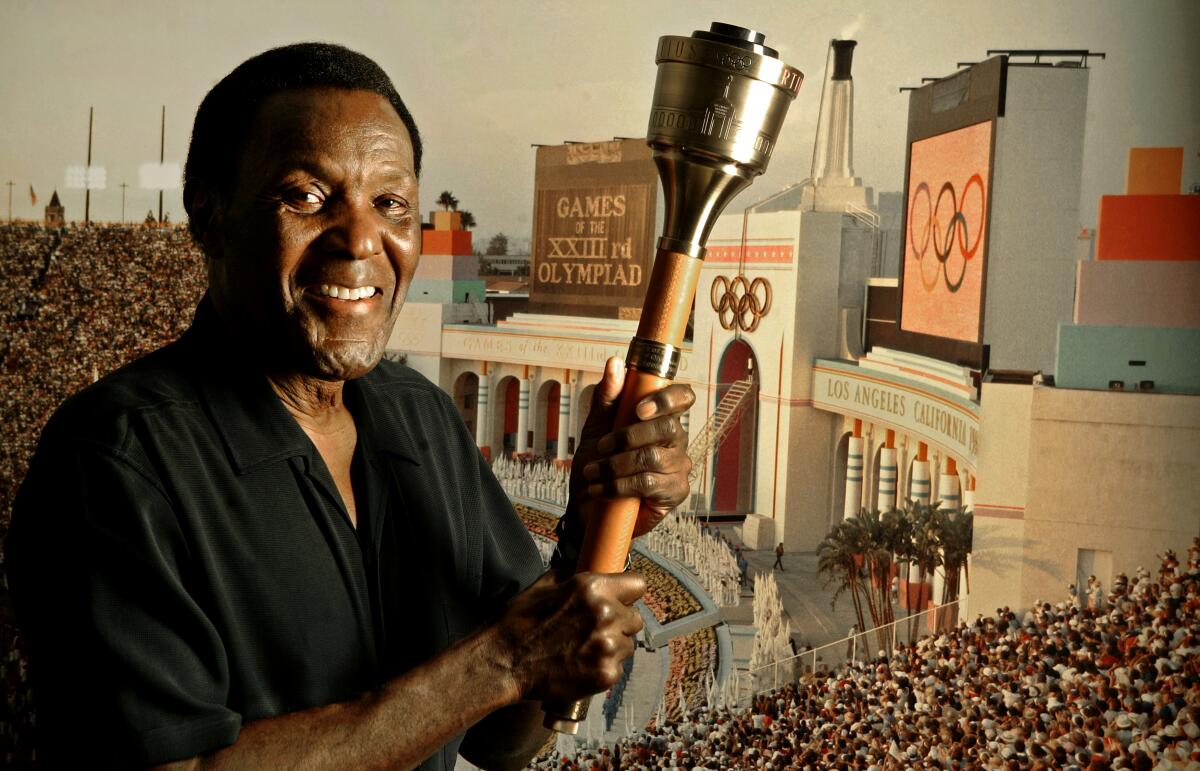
29, 185, 37, 206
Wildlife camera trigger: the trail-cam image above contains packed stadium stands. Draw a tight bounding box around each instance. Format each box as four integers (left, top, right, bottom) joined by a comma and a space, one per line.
542, 540, 1200, 770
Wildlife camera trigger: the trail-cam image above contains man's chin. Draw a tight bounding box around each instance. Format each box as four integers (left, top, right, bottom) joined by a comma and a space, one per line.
306, 342, 383, 381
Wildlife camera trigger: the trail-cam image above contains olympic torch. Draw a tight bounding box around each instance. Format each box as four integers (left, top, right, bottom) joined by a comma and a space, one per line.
543, 22, 803, 733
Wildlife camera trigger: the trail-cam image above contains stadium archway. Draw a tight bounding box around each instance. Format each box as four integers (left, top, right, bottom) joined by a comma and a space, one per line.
869, 444, 884, 513
452, 372, 479, 438
575, 384, 596, 455
831, 431, 851, 529
491, 376, 520, 458
533, 380, 561, 457
711, 338, 759, 518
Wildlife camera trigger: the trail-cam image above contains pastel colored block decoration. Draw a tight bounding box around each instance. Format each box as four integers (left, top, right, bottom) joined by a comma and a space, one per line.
1126, 147, 1183, 195
1055, 324, 1200, 395
430, 211, 463, 231
421, 229, 473, 256
1096, 195, 1200, 261
413, 254, 479, 282
1074, 261, 1200, 328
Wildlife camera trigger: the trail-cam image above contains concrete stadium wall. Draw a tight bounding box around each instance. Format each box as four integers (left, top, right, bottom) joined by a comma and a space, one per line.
985, 66, 1089, 373
972, 383, 1200, 614
969, 383, 1033, 618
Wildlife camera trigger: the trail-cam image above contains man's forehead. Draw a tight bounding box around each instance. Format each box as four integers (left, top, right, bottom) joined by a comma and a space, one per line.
241, 87, 415, 172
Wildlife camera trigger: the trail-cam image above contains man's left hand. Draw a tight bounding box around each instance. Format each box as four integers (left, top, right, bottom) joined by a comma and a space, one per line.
567, 356, 695, 538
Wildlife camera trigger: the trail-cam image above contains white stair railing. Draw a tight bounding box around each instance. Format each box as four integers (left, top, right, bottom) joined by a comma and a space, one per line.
687, 376, 755, 483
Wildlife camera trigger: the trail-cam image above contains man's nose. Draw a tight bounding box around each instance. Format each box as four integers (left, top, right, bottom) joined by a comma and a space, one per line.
323, 198, 381, 259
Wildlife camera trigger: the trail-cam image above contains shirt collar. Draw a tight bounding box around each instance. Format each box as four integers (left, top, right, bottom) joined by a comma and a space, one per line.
342, 375, 423, 467
182, 295, 423, 472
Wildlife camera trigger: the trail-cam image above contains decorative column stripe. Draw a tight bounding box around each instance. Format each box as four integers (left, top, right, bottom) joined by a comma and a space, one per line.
974, 504, 1025, 519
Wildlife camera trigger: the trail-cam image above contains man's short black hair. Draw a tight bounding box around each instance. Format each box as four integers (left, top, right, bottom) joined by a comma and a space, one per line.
183, 42, 422, 244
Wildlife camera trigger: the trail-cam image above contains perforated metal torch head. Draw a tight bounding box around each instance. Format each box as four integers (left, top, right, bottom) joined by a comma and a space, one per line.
647, 23, 804, 255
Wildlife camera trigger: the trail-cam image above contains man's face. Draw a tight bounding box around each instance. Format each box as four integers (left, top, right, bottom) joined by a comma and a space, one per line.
206, 87, 419, 381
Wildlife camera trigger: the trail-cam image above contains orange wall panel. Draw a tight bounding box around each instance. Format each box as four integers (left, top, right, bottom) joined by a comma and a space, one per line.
421, 228, 473, 256
1096, 195, 1200, 262
1126, 147, 1183, 195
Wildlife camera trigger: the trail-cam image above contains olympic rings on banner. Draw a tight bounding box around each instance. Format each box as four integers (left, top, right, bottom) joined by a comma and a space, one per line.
908, 172, 986, 293
710, 274, 773, 333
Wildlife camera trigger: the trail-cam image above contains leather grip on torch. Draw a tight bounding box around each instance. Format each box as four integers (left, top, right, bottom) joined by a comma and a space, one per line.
542, 248, 702, 733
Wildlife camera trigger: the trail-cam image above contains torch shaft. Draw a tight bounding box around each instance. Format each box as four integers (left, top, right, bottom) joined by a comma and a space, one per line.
577, 247, 702, 571
543, 247, 702, 732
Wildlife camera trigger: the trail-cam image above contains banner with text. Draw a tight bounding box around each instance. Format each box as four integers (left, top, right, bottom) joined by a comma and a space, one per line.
812, 360, 980, 468
530, 139, 657, 319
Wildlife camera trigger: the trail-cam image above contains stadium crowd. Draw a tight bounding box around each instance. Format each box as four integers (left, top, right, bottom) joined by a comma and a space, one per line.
1, 223, 205, 534
0, 223, 206, 764
538, 539, 1200, 770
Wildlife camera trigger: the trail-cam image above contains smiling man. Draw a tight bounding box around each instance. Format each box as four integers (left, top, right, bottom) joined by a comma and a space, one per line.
6, 43, 692, 769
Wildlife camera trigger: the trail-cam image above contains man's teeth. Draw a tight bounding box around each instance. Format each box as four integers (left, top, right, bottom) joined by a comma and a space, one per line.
315, 284, 377, 300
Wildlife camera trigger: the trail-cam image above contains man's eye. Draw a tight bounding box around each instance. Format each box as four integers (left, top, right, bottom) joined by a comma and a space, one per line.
376, 196, 411, 219
284, 190, 323, 209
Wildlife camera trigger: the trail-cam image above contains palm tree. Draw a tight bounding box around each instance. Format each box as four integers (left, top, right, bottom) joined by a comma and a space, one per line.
817, 521, 868, 644
937, 507, 973, 611
902, 502, 943, 639
459, 210, 476, 229
436, 191, 458, 212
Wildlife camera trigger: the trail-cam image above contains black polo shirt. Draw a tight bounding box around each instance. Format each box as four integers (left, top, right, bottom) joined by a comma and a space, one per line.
6, 297, 543, 769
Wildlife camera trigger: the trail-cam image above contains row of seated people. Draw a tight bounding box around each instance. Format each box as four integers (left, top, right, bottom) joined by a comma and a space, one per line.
651, 627, 719, 727
512, 503, 704, 625
541, 539, 1200, 770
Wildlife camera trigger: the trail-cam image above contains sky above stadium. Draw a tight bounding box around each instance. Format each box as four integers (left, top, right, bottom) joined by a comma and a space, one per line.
1, 0, 1196, 246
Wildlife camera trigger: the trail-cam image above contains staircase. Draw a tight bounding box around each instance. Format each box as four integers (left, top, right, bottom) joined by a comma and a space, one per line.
844, 202, 884, 276
687, 376, 755, 483
844, 202, 880, 229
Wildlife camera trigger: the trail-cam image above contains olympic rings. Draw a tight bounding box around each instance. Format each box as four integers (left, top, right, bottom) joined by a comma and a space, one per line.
710, 274, 773, 333
908, 172, 986, 294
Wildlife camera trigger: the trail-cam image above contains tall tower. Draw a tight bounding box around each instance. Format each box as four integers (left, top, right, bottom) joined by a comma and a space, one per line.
802, 40, 872, 212
44, 191, 65, 229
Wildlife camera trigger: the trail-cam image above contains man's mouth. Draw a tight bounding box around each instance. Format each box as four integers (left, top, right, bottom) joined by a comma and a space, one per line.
310, 284, 379, 301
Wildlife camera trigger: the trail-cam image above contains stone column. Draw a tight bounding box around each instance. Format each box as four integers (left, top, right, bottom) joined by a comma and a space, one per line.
475, 373, 490, 458
929, 451, 941, 507
861, 427, 875, 512
844, 434, 864, 520
910, 443, 931, 506
516, 378, 531, 456
877, 446, 898, 512
556, 386, 571, 461
938, 457, 961, 510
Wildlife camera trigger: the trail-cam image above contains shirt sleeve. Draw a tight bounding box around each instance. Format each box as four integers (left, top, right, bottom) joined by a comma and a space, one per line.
6, 430, 241, 767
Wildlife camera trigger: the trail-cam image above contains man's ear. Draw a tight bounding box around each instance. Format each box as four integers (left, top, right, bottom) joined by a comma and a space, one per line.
189, 185, 226, 259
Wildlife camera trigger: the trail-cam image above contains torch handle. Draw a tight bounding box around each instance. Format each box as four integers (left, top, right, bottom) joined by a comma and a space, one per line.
575, 370, 672, 571
542, 247, 703, 733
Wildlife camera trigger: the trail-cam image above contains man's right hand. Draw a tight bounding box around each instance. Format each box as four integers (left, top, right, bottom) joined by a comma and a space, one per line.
491, 570, 646, 704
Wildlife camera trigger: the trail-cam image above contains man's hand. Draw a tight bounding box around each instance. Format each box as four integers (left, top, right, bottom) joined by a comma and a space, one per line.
492, 570, 646, 704
568, 356, 695, 538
